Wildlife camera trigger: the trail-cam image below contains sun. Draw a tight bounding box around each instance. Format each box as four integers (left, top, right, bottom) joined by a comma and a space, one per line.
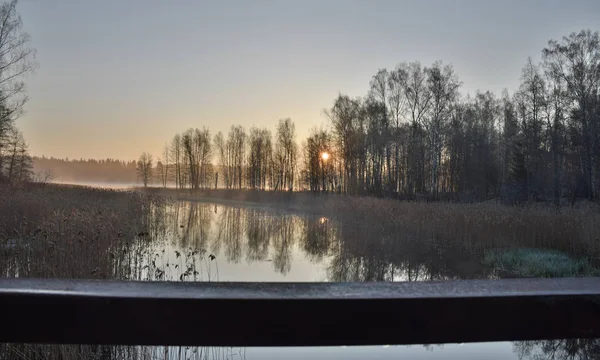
321, 152, 330, 161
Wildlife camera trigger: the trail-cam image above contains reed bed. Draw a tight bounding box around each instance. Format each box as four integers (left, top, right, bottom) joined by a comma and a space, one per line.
0, 183, 163, 279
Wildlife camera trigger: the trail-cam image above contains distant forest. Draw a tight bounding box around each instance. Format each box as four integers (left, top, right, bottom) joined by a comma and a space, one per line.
132, 29, 600, 206
33, 157, 138, 184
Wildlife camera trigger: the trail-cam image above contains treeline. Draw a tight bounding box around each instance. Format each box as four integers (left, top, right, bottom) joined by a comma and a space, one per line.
33, 157, 138, 184
141, 118, 298, 191
312, 29, 600, 205
138, 29, 599, 206
0, 120, 33, 184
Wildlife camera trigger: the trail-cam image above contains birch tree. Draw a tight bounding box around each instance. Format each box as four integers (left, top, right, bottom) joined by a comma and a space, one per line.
137, 152, 153, 187
425, 61, 460, 198
542, 30, 600, 199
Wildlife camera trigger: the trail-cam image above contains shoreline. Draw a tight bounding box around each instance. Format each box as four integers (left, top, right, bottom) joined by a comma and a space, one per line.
137, 187, 332, 216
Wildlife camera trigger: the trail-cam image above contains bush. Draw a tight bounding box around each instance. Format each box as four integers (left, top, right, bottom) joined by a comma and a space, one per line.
483, 248, 598, 278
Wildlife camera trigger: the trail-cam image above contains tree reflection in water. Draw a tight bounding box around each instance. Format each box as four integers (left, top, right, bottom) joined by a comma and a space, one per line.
271, 215, 296, 275
0, 344, 246, 360
325, 214, 487, 282
245, 209, 272, 262
216, 206, 243, 263
514, 339, 600, 360
115, 202, 489, 281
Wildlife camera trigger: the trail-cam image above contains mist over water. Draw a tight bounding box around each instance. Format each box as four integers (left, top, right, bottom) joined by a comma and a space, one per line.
51, 180, 138, 189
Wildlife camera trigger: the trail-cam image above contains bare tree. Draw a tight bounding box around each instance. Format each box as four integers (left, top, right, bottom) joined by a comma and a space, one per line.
170, 134, 183, 189
543, 29, 600, 200
181, 127, 212, 190
387, 67, 408, 193
213, 131, 229, 189
137, 152, 153, 187
514, 58, 547, 201
369, 69, 394, 193
395, 62, 432, 194
32, 168, 54, 186
364, 98, 387, 194
158, 143, 170, 188
326, 95, 363, 194
303, 128, 333, 192
0, 0, 36, 178
248, 127, 272, 190
0, 0, 37, 122
155, 160, 164, 186
425, 61, 460, 198
274, 118, 298, 191
500, 89, 520, 201
542, 60, 568, 207
3, 125, 25, 183
227, 125, 246, 189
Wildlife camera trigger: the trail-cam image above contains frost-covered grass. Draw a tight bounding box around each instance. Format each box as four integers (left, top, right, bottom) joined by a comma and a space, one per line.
484, 248, 599, 278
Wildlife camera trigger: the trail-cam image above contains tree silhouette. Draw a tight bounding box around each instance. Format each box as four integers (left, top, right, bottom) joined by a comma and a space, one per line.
136, 152, 153, 187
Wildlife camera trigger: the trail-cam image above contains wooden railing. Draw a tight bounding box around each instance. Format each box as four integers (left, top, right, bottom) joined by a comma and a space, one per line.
1, 277, 599, 346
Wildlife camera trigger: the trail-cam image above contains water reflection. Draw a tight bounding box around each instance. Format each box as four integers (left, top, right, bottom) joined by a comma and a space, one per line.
0, 344, 246, 360
301, 216, 336, 262
514, 339, 600, 360
131, 201, 488, 283
104, 202, 334, 282
217, 206, 244, 263
245, 210, 271, 262
5, 342, 598, 360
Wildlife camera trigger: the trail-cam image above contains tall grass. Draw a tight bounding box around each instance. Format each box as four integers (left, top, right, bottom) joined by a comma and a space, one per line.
0, 183, 161, 279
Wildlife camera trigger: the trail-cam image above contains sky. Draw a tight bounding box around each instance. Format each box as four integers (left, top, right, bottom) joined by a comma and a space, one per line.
15, 0, 600, 161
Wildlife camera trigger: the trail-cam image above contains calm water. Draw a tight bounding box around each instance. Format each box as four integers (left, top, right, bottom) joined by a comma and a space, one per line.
119, 200, 487, 283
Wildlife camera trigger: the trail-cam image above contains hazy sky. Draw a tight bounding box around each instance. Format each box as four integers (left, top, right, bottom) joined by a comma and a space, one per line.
16, 0, 600, 160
